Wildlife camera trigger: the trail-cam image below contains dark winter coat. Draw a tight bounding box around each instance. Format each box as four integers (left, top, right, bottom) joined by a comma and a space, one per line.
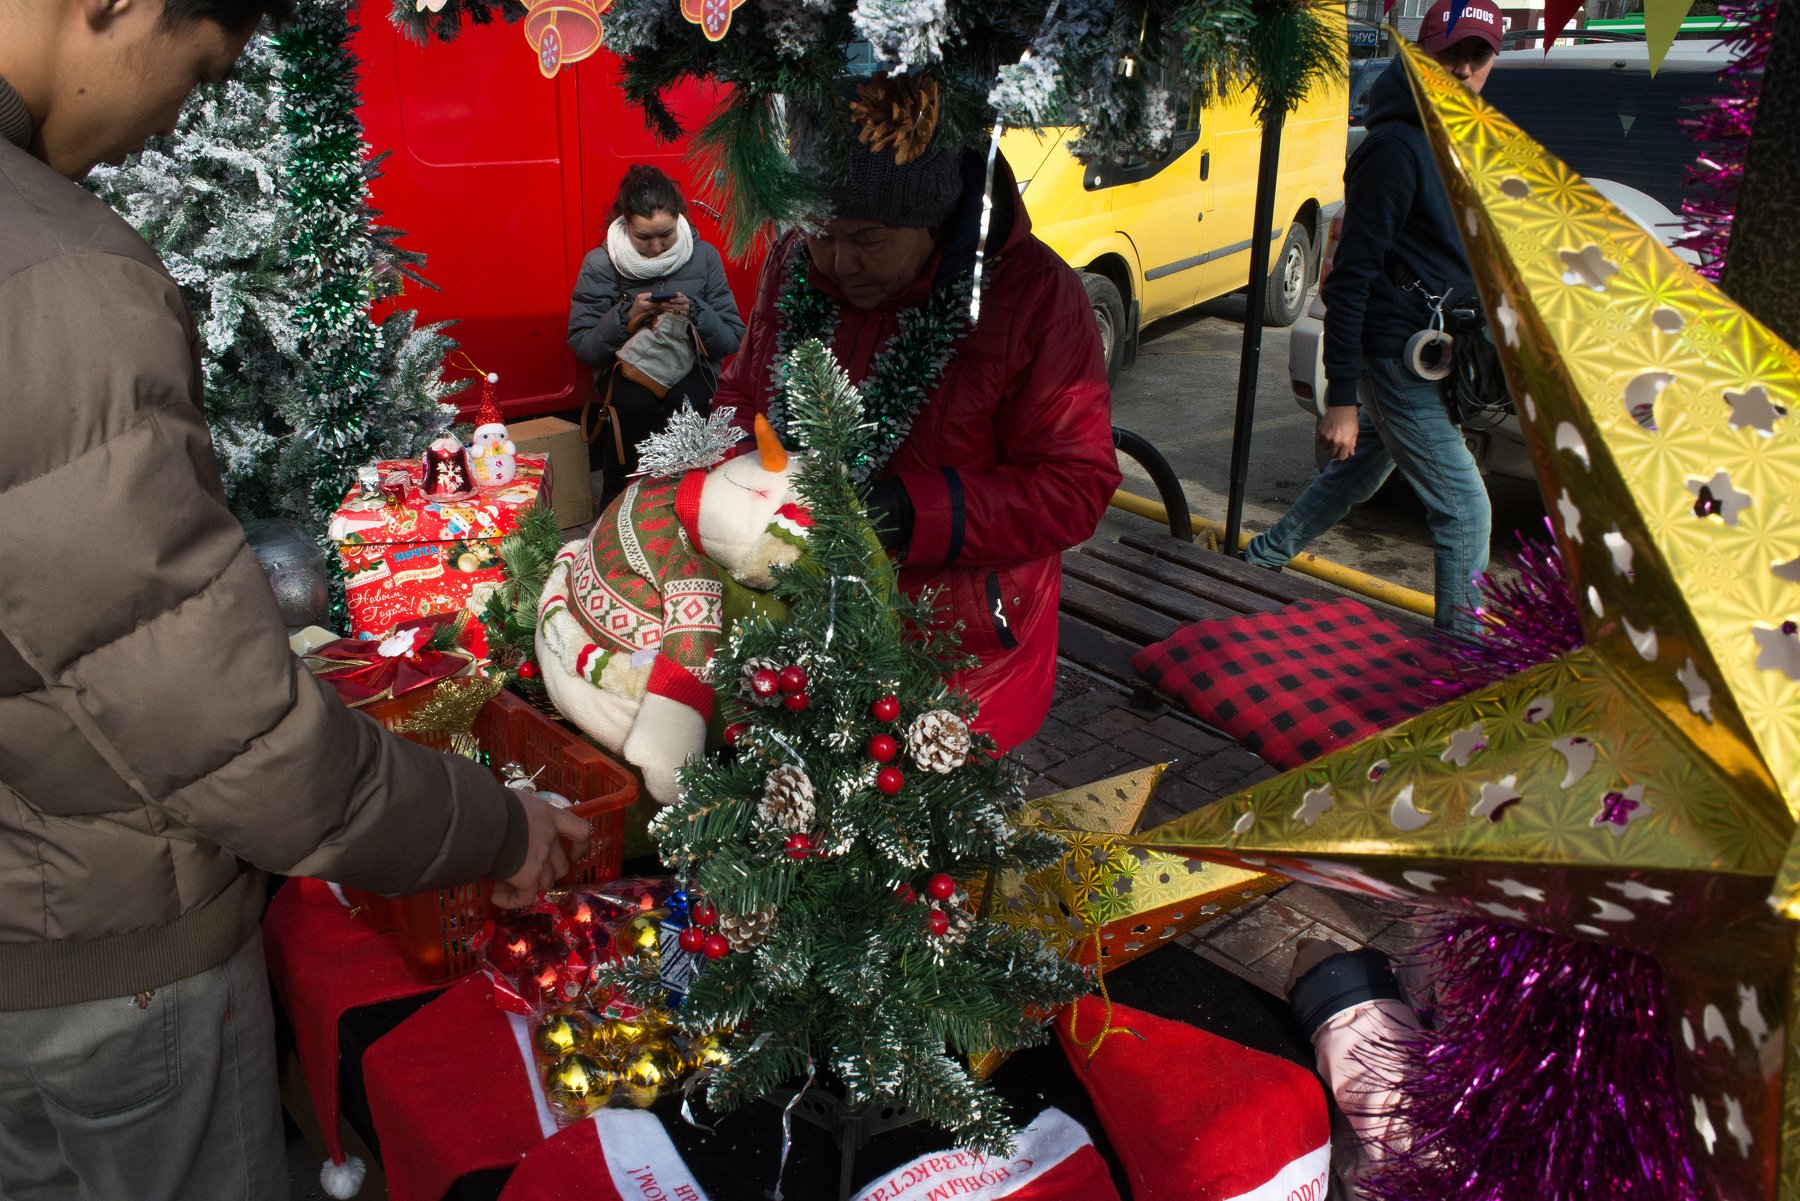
0, 99, 525, 1011
566, 236, 745, 368
1320, 61, 1480, 405
713, 152, 1120, 752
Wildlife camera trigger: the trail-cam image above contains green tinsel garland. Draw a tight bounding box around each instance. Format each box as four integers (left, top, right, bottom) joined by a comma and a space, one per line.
768, 245, 974, 483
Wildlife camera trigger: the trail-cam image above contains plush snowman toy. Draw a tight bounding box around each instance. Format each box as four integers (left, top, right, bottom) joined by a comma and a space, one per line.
536, 412, 810, 804
466, 374, 518, 488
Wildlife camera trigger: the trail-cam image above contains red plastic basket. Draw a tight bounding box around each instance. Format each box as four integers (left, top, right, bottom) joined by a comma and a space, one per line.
344, 686, 637, 983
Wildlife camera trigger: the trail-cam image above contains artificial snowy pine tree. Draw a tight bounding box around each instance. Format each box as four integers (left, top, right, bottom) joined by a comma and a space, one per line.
630, 339, 1088, 1155
87, 2, 461, 538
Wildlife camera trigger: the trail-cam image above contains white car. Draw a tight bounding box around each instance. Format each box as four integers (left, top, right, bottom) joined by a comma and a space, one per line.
1289, 40, 1724, 481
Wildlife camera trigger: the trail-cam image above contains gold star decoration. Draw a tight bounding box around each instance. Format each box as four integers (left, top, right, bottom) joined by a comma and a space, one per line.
1133, 37, 1800, 1199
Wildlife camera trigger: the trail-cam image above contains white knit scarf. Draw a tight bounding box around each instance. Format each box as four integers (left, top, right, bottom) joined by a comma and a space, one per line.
606, 214, 695, 281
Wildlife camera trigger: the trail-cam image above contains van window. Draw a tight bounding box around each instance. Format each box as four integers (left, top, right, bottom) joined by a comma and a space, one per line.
1085, 85, 1202, 190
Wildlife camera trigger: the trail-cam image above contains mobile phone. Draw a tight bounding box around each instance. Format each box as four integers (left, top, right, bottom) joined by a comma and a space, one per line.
646, 291, 679, 303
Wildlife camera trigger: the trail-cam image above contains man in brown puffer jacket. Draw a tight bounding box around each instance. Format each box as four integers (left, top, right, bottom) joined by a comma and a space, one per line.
0, 2, 589, 1198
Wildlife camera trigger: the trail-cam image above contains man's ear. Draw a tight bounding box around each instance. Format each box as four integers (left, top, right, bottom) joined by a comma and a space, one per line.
83, 0, 139, 31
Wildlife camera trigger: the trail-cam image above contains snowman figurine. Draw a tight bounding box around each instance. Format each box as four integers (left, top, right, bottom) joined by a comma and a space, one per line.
466, 374, 517, 489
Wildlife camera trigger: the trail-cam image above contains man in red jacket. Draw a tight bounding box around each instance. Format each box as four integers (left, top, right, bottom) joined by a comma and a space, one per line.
713, 82, 1121, 751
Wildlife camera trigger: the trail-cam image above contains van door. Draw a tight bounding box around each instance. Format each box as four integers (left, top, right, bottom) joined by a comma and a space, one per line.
353, 7, 589, 418
1090, 94, 1212, 327
1188, 85, 1266, 304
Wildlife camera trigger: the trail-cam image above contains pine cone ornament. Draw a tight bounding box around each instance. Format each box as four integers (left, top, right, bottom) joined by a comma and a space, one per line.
760, 765, 816, 833
741, 656, 784, 707
849, 76, 942, 165
907, 709, 971, 773
718, 905, 778, 953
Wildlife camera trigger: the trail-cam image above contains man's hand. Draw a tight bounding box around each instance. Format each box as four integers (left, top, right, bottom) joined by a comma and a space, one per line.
492, 793, 591, 909
1318, 406, 1360, 462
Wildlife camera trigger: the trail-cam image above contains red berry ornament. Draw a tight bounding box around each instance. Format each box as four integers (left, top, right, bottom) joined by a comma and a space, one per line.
516, 660, 538, 681
724, 722, 749, 747
690, 900, 718, 927
784, 833, 813, 860
702, 933, 730, 960
926, 873, 956, 902
750, 669, 780, 699
778, 666, 809, 694
782, 692, 811, 713
868, 734, 898, 763
872, 694, 900, 722
876, 766, 905, 795
927, 909, 950, 936
678, 926, 705, 954
893, 883, 917, 905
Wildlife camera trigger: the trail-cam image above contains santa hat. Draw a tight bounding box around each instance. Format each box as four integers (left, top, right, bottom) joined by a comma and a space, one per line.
474, 373, 505, 431
849, 1109, 1121, 1201
1057, 995, 1330, 1201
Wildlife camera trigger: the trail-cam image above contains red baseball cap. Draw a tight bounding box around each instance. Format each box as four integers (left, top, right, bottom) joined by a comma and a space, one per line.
1417, 0, 1504, 53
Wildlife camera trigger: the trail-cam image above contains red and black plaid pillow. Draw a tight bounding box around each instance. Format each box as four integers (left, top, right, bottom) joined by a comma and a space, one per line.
1130, 598, 1450, 770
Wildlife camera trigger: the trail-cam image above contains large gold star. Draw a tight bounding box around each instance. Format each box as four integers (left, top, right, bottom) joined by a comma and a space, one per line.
1135, 38, 1800, 1199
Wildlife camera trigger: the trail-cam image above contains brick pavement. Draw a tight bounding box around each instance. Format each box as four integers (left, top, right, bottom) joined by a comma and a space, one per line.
1020, 663, 1429, 1000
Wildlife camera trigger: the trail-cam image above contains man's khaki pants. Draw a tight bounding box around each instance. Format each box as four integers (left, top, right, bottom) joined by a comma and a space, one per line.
0, 931, 287, 1201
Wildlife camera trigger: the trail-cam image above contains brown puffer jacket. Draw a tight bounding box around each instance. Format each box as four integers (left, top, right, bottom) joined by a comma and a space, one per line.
0, 129, 527, 1012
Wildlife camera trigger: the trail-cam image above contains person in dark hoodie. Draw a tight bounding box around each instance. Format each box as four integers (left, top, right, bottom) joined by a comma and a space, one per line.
1244, 0, 1503, 634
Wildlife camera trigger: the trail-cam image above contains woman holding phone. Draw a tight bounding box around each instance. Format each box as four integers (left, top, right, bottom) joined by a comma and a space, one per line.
568, 164, 745, 504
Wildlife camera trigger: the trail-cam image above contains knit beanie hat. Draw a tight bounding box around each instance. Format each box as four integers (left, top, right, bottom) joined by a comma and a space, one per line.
795, 76, 966, 230
833, 138, 964, 229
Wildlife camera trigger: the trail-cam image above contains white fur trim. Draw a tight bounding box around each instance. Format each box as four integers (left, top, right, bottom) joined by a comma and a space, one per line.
319, 1155, 367, 1199
1219, 1141, 1331, 1201
622, 691, 708, 804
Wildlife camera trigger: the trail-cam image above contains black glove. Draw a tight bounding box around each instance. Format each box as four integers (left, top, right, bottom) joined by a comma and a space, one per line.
863, 477, 915, 557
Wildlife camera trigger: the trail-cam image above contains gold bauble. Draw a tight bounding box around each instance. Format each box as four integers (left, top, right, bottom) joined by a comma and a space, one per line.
617, 1041, 676, 1108
622, 911, 665, 960
533, 1010, 595, 1060
684, 1031, 732, 1074
545, 1052, 615, 1119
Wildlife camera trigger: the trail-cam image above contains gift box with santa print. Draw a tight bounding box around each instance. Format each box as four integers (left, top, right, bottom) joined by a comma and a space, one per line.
329, 453, 549, 650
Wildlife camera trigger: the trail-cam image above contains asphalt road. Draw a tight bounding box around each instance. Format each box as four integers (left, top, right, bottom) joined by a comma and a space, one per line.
1096, 290, 1547, 599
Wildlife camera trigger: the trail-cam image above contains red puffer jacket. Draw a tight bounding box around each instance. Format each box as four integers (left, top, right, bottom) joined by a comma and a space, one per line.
713, 155, 1120, 750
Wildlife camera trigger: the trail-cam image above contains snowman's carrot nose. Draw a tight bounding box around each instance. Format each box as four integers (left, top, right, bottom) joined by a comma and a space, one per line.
754, 415, 789, 473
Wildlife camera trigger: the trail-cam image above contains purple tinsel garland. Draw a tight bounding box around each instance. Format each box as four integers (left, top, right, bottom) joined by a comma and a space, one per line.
1435, 518, 1586, 696
1678, 0, 1777, 276
1362, 527, 1703, 1198
1361, 920, 1703, 1201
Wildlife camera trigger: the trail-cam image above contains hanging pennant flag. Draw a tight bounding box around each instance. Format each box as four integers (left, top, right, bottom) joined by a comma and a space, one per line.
1542, 0, 1585, 49
1644, 0, 1698, 72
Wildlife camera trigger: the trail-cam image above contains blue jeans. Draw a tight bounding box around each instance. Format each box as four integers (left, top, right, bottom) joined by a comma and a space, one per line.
1244, 357, 1490, 634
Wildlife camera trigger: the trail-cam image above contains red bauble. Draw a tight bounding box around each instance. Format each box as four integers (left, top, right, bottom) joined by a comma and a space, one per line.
927, 909, 950, 937
782, 692, 811, 713
690, 900, 718, 927
876, 766, 905, 795
724, 722, 749, 747
516, 660, 538, 681
867, 734, 898, 763
893, 883, 917, 905
784, 834, 813, 860
750, 669, 780, 698
872, 694, 900, 722
702, 933, 731, 960
678, 926, 706, 953
777, 666, 809, 694
926, 873, 956, 902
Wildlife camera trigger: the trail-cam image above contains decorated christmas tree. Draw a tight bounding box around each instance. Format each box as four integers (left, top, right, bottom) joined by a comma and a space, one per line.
616, 340, 1087, 1154
88, 0, 462, 536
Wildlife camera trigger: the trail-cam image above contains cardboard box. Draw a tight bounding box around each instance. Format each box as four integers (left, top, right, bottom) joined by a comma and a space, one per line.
328, 455, 548, 646
510, 416, 593, 529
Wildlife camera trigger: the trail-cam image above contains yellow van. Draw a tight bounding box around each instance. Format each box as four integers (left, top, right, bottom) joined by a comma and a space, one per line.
1000, 66, 1348, 379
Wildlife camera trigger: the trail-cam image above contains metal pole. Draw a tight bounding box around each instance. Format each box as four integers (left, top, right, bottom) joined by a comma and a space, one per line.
1221, 110, 1288, 555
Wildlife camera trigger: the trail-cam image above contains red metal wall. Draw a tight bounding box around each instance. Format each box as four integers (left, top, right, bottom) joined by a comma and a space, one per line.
351, 4, 762, 419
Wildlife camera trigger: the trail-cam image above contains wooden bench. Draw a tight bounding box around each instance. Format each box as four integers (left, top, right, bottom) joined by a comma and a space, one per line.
1058, 529, 1404, 711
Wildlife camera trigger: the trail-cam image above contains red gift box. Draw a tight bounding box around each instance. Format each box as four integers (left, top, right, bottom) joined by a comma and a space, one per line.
329, 455, 549, 649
